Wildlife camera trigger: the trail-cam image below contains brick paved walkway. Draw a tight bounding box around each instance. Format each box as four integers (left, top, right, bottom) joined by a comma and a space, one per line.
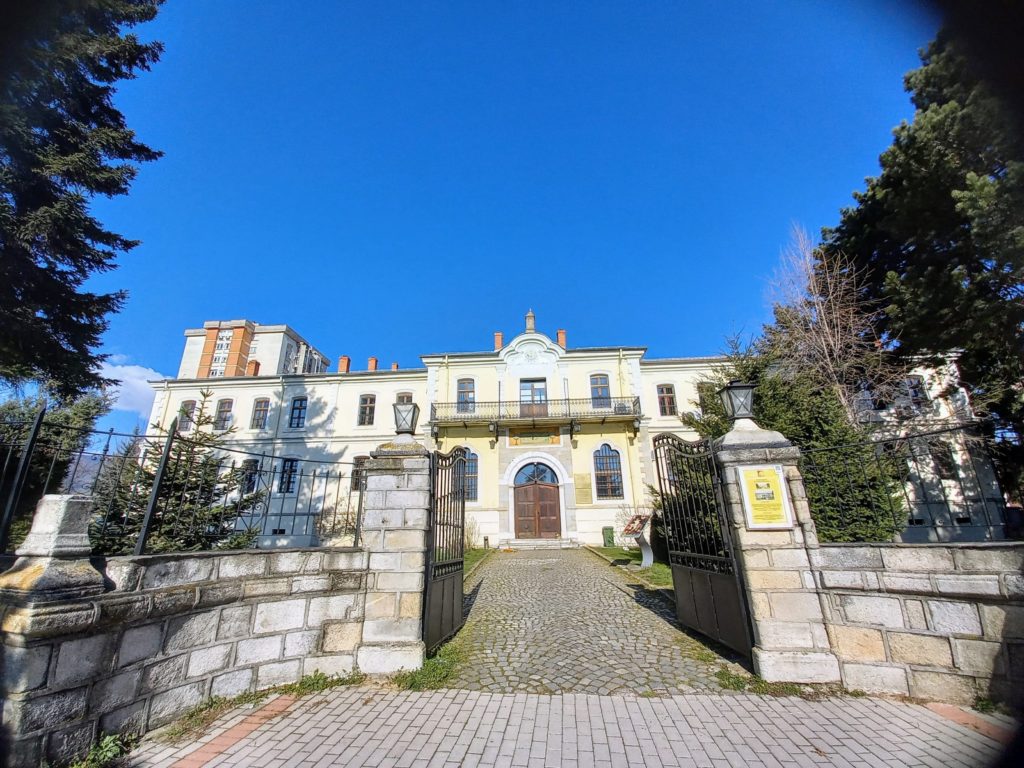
450, 549, 741, 695
130, 686, 1012, 768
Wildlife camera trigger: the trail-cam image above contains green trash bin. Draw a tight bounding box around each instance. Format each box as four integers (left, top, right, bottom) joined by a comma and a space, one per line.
602, 526, 615, 548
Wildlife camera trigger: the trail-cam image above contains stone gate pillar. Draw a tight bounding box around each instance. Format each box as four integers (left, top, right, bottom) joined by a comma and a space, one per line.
713, 420, 841, 683
355, 440, 431, 674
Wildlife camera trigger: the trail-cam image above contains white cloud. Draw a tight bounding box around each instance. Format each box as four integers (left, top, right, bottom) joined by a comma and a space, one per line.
100, 362, 166, 418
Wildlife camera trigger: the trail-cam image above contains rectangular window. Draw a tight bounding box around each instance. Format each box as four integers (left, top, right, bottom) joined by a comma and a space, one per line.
289, 396, 308, 428
396, 392, 413, 405
250, 398, 270, 429
590, 374, 611, 409
904, 376, 929, 408
931, 442, 958, 480
214, 399, 233, 430
351, 456, 368, 490
279, 458, 298, 493
178, 400, 196, 432
241, 459, 260, 494
657, 384, 677, 416
465, 452, 478, 501
520, 379, 548, 417
457, 379, 475, 413
358, 395, 376, 426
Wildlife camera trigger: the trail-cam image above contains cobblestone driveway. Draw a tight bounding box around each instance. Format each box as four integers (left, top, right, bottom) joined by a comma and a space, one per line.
449, 548, 741, 695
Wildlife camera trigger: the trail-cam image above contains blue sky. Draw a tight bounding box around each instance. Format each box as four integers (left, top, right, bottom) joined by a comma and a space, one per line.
88, 1, 940, 432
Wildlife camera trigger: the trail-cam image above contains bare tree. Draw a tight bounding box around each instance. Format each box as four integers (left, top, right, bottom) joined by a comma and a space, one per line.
766, 225, 906, 425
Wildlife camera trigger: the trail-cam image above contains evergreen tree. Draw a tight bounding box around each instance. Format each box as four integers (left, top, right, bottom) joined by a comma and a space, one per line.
676, 340, 901, 543
0, 389, 111, 547
91, 391, 263, 555
823, 33, 1024, 453
0, 1, 162, 396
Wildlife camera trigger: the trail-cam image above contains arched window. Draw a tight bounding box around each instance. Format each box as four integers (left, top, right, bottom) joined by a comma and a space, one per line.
214, 399, 233, 430
594, 444, 624, 499
250, 398, 270, 429
464, 450, 478, 501
657, 384, 677, 416
457, 379, 475, 413
178, 400, 196, 432
514, 463, 558, 485
396, 392, 413, 404
358, 394, 376, 425
590, 374, 611, 408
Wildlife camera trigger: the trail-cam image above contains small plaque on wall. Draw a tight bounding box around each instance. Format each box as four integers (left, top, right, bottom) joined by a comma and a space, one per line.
574, 473, 593, 505
737, 465, 794, 530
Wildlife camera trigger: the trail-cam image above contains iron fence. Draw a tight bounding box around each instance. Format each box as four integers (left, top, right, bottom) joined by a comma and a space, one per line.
798, 424, 1022, 544
430, 397, 641, 423
1, 410, 363, 555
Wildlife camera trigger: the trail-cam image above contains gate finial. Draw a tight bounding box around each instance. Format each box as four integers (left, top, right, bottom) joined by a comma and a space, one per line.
525, 308, 535, 332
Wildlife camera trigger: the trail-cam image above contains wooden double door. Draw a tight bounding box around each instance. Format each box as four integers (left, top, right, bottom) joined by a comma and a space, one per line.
514, 482, 560, 538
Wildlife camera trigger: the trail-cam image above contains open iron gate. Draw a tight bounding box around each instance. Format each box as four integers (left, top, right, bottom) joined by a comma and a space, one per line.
652, 433, 752, 657
422, 446, 468, 654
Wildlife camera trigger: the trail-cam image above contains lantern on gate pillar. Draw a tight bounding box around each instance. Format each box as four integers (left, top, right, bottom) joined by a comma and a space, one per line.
393, 402, 420, 435
718, 380, 755, 421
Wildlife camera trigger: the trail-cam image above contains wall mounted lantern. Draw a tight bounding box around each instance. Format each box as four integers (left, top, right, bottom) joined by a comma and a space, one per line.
718, 380, 755, 420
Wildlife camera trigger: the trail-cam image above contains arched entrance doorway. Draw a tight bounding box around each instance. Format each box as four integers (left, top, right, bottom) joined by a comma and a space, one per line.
513, 462, 560, 539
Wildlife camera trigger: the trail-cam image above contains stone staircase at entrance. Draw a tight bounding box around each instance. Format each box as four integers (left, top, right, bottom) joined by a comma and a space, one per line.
496, 538, 579, 550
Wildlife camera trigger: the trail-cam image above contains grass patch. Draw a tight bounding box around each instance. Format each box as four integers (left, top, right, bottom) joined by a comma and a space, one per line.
714, 666, 869, 700
392, 638, 464, 691
161, 671, 364, 742
590, 546, 674, 588
714, 667, 803, 697
973, 696, 997, 714
464, 548, 491, 573
65, 733, 137, 767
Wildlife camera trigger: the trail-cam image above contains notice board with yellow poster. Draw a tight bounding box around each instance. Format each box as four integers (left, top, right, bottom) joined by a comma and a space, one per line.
737, 465, 794, 530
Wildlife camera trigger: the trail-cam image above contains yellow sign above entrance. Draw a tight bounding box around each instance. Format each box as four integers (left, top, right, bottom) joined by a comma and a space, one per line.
509, 429, 560, 446
737, 465, 793, 530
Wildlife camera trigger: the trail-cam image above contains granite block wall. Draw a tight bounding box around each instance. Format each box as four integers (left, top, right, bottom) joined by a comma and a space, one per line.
814, 542, 1024, 704
1, 548, 368, 766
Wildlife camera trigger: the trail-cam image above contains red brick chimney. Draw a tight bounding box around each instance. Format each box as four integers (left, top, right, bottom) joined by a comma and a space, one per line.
391, 362, 399, 370
368, 356, 378, 371
245, 360, 261, 376
556, 329, 567, 349
494, 331, 504, 351
338, 355, 350, 373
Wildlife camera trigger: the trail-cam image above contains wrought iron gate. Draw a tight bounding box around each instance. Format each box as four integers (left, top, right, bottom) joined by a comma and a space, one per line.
652, 433, 752, 656
422, 446, 468, 654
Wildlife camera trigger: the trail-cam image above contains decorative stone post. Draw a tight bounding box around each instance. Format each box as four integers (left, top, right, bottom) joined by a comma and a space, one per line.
0, 496, 108, 767
713, 420, 841, 683
355, 438, 431, 674
0, 495, 105, 603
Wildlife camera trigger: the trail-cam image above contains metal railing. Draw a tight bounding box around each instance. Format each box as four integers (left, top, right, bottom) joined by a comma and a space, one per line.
430, 397, 641, 423
798, 424, 1022, 544
1, 410, 363, 555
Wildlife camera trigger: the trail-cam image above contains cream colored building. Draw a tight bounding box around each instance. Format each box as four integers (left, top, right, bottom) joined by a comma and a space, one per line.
148, 312, 722, 547
148, 313, 992, 547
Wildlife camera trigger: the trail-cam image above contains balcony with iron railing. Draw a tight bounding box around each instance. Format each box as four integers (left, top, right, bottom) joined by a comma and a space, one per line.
430, 397, 642, 426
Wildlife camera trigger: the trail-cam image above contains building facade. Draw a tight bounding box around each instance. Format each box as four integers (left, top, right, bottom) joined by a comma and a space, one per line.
148, 312, 998, 547
149, 312, 723, 547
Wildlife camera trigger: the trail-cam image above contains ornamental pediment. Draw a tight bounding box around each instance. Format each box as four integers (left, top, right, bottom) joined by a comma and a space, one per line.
499, 333, 564, 368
